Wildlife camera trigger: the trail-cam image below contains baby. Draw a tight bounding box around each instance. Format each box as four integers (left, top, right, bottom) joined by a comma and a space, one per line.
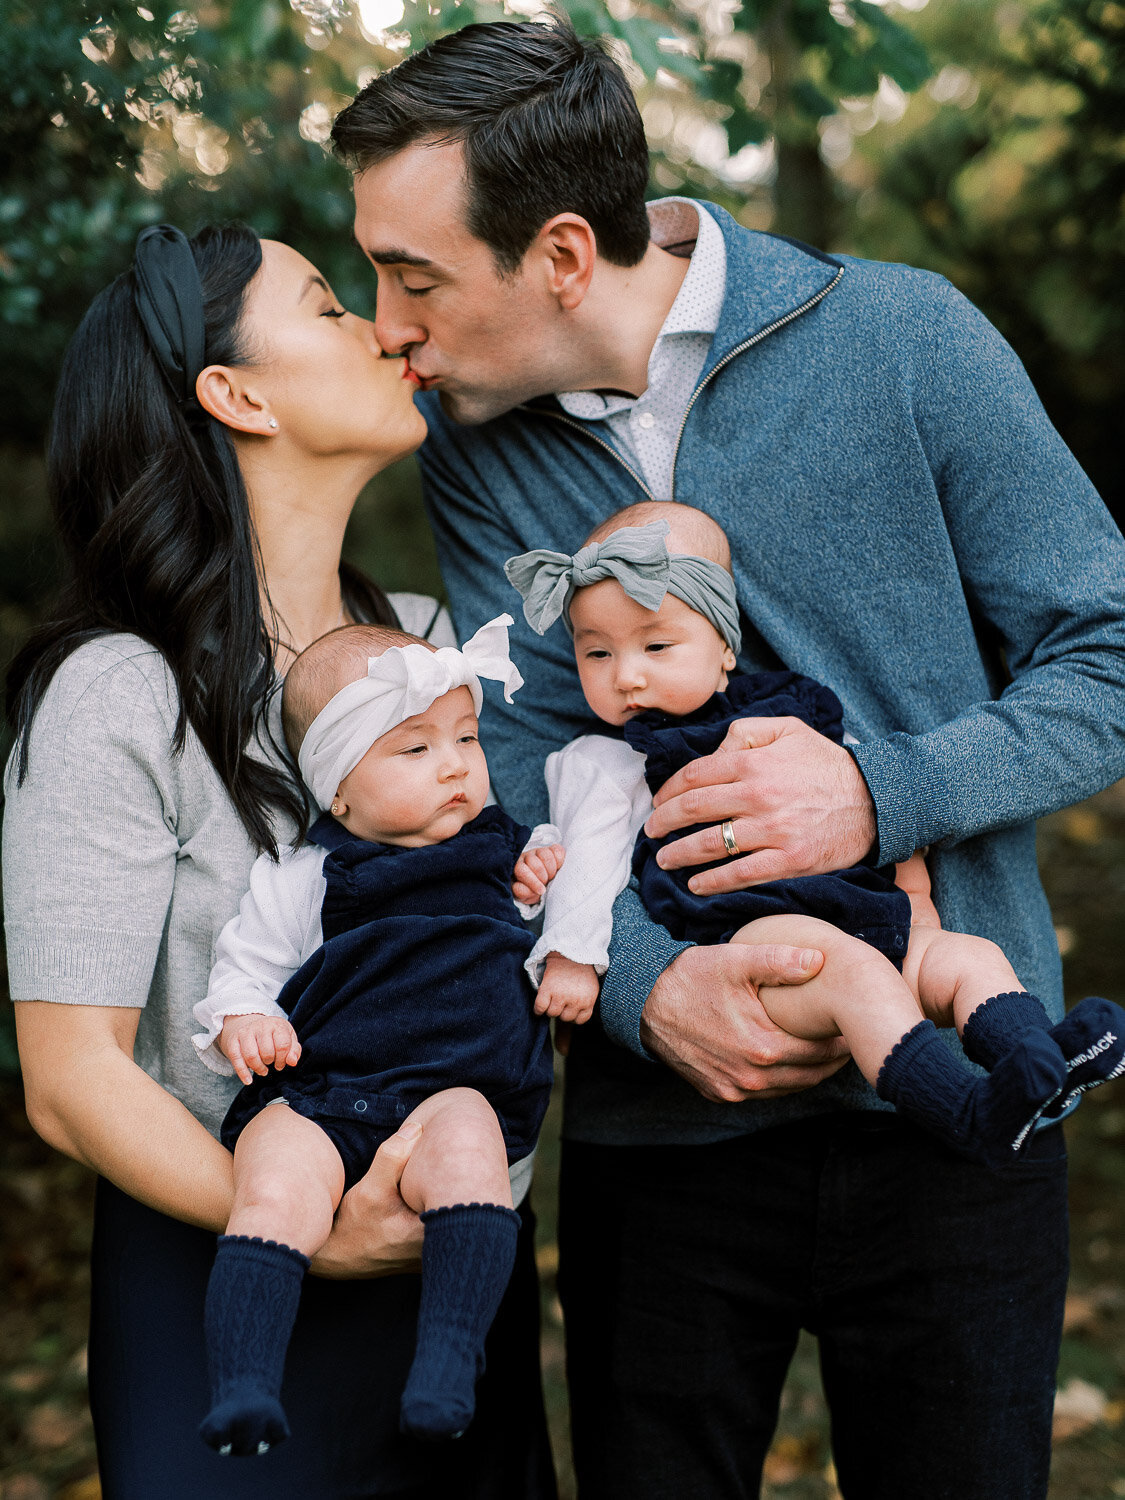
190, 616, 558, 1455
505, 501, 1125, 1161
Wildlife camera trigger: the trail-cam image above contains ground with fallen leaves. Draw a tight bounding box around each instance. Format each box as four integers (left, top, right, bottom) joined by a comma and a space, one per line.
2, 786, 1123, 1499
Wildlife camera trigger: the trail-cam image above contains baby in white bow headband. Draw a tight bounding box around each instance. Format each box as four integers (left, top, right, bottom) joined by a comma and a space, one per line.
190, 617, 564, 1455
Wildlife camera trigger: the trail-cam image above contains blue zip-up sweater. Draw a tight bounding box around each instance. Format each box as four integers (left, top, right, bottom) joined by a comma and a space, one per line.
418, 204, 1125, 1145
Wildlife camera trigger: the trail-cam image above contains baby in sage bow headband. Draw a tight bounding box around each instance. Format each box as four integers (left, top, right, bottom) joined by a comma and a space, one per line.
189, 617, 559, 1453
505, 500, 1125, 1164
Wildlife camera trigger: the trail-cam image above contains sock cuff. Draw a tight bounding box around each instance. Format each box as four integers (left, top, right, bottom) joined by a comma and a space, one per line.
420, 1203, 521, 1230
215, 1235, 311, 1273
961, 991, 1050, 1068
875, 1018, 940, 1102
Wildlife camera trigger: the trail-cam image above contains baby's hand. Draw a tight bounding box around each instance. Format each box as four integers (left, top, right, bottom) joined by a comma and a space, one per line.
219, 1013, 302, 1086
512, 843, 566, 906
535, 953, 600, 1024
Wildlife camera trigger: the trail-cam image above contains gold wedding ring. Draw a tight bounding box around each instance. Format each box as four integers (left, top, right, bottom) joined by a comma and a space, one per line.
720, 819, 740, 857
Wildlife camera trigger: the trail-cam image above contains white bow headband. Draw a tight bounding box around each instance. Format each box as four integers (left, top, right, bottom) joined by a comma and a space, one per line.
298, 615, 523, 812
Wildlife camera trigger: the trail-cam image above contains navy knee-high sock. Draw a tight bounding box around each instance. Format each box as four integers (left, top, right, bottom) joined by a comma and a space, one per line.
399, 1202, 520, 1442
199, 1235, 309, 1456
876, 1018, 1069, 1166
961, 990, 1052, 1069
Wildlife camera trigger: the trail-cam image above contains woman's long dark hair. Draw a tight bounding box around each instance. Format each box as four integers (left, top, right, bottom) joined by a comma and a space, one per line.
5, 223, 396, 856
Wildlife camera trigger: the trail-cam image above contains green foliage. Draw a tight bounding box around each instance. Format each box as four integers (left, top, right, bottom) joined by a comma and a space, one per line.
0, 0, 932, 451
844, 0, 1125, 518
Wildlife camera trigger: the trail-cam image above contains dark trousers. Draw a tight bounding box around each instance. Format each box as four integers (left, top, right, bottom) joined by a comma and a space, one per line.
89, 1178, 557, 1500
559, 1113, 1068, 1500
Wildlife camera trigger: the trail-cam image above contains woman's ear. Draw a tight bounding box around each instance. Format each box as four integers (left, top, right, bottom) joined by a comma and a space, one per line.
195, 365, 277, 436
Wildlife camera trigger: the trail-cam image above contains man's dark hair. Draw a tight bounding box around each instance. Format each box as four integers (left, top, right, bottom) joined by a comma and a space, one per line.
331, 18, 651, 273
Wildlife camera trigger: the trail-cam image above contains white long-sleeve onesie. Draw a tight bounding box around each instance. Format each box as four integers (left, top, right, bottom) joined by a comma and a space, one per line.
524, 735, 652, 985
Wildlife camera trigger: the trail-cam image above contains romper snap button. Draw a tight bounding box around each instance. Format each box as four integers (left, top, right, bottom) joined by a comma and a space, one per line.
354, 1099, 367, 1113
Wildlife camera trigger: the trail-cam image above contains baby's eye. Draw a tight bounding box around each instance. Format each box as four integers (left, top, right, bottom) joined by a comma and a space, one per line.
321, 307, 346, 319
584, 648, 610, 660
400, 744, 427, 756
645, 642, 673, 654
457, 733, 478, 745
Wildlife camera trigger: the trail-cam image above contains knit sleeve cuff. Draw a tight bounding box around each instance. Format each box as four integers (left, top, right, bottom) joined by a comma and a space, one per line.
5, 922, 159, 1006
598, 885, 694, 1058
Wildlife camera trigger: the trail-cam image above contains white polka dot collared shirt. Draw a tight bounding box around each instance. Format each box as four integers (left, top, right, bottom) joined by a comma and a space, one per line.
556, 197, 727, 501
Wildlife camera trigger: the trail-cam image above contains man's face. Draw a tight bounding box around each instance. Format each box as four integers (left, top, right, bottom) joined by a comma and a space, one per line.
353, 139, 563, 425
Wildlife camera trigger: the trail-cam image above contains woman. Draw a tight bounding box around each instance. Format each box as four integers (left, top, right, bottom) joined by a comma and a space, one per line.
3, 223, 556, 1499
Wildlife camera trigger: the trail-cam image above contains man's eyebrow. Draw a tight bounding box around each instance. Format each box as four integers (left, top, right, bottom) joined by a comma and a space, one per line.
366, 248, 437, 270
298, 274, 331, 303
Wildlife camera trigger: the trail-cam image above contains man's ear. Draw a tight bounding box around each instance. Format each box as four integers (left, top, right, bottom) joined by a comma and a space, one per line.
195, 365, 277, 436
536, 214, 598, 312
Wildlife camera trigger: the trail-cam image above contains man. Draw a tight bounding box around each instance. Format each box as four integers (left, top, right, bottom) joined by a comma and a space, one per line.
331, 21, 1125, 1497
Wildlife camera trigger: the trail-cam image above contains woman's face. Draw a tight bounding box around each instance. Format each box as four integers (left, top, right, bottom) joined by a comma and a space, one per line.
238, 239, 427, 467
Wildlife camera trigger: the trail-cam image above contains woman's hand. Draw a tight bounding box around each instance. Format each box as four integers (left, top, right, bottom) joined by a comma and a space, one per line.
309, 1121, 425, 1279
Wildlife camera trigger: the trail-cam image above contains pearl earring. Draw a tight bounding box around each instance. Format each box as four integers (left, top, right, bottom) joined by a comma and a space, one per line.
331, 800, 342, 816
267, 418, 279, 430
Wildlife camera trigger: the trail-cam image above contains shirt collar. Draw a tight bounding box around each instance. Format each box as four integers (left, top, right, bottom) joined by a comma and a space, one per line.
646, 197, 725, 338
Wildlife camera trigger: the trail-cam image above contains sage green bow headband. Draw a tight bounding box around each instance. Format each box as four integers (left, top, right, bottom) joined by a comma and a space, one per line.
504, 520, 742, 655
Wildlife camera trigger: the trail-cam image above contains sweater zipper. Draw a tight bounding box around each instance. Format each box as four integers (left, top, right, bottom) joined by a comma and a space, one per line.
514, 407, 656, 500
517, 261, 844, 501
669, 263, 845, 500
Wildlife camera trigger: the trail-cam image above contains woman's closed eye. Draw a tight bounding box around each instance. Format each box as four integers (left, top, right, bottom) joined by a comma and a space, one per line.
321, 306, 347, 320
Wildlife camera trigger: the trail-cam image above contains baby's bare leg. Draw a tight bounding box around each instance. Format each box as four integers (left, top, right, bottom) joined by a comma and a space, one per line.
730, 914, 926, 1088
201, 1104, 345, 1458
398, 1087, 514, 1214
900, 925, 1023, 1035
395, 1088, 521, 1441
227, 1101, 346, 1257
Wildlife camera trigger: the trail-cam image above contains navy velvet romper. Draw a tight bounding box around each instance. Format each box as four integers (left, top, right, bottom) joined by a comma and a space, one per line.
624, 670, 912, 964
220, 805, 554, 1190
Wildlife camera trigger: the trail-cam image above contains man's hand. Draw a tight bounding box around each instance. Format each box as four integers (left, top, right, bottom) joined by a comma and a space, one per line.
534, 953, 600, 1023
644, 716, 877, 895
310, 1122, 425, 1279
218, 1013, 301, 1086
639, 943, 850, 1102
512, 843, 566, 906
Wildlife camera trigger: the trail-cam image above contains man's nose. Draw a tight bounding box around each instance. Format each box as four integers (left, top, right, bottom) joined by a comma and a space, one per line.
373, 288, 424, 358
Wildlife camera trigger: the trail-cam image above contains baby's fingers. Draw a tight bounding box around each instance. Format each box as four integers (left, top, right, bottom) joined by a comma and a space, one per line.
236, 1031, 268, 1078
512, 878, 543, 906
226, 1038, 254, 1087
